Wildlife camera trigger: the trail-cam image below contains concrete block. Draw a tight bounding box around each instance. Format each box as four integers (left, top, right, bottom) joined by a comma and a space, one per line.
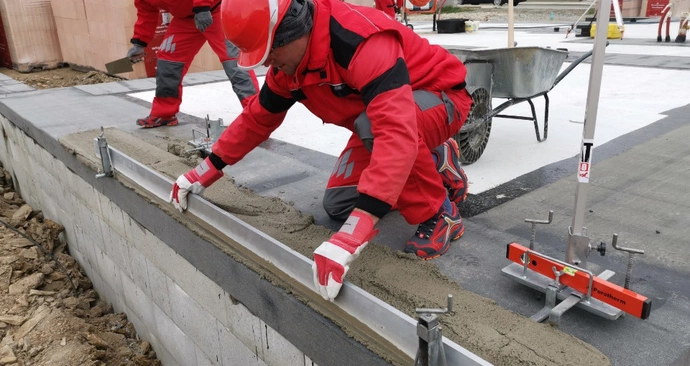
74, 82, 132, 95
123, 214, 153, 255
224, 295, 264, 359
35, 179, 60, 223
127, 244, 151, 297
97, 193, 127, 239
0, 83, 33, 93
122, 274, 155, 331
73, 224, 96, 270
91, 244, 125, 311
73, 200, 105, 256
71, 174, 101, 214
148, 333, 183, 366
60, 217, 78, 256
217, 320, 266, 366
147, 259, 172, 316
32, 145, 52, 172
262, 320, 305, 366
122, 302, 154, 354
99, 223, 133, 279
151, 301, 197, 366
196, 347, 217, 366
58, 190, 79, 226
168, 280, 222, 363
119, 78, 157, 91
167, 258, 227, 325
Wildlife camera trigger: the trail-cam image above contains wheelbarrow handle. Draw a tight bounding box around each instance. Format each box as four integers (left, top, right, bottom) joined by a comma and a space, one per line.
553, 41, 610, 87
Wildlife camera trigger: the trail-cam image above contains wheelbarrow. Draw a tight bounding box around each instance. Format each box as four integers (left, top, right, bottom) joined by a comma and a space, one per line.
445, 46, 596, 164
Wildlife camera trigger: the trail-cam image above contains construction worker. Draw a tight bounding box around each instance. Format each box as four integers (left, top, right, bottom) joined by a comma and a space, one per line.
169, 0, 472, 301
126, 0, 260, 128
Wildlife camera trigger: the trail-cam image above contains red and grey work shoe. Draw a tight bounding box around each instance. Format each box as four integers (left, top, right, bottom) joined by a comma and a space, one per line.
136, 115, 178, 128
404, 198, 465, 260
432, 138, 469, 206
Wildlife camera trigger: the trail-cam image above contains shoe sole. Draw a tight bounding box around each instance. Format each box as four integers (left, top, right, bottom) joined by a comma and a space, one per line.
137, 120, 179, 128
421, 224, 465, 261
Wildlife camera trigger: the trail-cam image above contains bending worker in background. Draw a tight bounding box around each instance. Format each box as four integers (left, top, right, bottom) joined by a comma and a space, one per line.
126, 0, 260, 128
170, 0, 472, 301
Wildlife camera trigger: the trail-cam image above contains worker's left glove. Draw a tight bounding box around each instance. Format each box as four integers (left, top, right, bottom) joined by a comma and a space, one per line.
193, 7, 213, 32
312, 210, 379, 301
169, 157, 224, 212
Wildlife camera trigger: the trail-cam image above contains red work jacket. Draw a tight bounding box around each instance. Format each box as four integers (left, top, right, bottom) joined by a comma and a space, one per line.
132, 0, 219, 44
213, 0, 467, 209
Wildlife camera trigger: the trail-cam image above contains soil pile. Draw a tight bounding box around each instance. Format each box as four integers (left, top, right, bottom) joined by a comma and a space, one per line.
0, 67, 123, 90
0, 166, 160, 366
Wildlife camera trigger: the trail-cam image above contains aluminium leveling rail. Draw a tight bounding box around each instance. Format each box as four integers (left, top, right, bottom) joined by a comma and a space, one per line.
93, 135, 491, 366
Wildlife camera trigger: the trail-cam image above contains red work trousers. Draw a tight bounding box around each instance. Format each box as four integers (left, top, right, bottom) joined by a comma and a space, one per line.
325, 88, 472, 225
151, 10, 259, 118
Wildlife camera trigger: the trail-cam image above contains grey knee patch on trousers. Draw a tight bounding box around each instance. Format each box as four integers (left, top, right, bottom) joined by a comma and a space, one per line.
155, 59, 184, 98
354, 111, 374, 153
323, 186, 358, 221
223, 60, 258, 101
223, 40, 258, 100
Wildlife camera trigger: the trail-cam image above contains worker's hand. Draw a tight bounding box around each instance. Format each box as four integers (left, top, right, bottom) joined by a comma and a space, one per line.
193, 10, 213, 32
126, 44, 145, 63
312, 211, 379, 301
169, 157, 224, 212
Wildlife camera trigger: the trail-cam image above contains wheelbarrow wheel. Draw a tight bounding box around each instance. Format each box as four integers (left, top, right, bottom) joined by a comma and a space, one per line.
454, 87, 492, 165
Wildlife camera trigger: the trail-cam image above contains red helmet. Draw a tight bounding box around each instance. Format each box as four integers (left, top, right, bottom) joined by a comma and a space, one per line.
221, 0, 292, 69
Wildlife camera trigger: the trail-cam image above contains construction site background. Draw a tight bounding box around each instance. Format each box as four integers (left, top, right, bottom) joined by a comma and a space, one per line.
0, 0, 681, 78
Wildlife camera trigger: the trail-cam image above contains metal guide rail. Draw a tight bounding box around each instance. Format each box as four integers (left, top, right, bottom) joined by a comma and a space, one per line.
94, 139, 491, 366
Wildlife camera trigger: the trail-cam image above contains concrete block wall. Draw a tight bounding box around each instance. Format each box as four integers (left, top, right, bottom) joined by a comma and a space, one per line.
0, 116, 317, 366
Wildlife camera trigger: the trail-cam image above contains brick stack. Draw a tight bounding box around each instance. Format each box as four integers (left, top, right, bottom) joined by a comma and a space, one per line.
0, 0, 62, 72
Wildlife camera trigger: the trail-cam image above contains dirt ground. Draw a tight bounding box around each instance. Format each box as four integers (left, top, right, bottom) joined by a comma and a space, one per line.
0, 166, 161, 366
0, 67, 123, 90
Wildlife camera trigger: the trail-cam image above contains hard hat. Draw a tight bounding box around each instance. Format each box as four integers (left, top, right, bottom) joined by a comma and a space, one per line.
221, 0, 292, 69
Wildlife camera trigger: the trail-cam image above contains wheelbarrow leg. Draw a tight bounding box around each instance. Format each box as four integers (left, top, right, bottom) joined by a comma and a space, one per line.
530, 94, 550, 142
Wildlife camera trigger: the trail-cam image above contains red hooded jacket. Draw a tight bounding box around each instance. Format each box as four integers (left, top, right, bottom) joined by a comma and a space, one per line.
213, 0, 468, 212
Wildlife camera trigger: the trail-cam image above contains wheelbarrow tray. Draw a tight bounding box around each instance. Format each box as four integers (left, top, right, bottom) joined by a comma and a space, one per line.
445, 46, 568, 99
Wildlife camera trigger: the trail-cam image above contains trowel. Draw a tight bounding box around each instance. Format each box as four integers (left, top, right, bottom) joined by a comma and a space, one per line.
105, 57, 134, 75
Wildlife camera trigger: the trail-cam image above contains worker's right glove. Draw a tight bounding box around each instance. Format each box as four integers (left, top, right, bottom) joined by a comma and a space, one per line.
126, 43, 145, 63
193, 8, 213, 32
169, 157, 224, 212
313, 210, 379, 301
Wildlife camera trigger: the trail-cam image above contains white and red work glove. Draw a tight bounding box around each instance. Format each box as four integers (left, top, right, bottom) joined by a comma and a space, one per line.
312, 210, 379, 301
169, 157, 224, 212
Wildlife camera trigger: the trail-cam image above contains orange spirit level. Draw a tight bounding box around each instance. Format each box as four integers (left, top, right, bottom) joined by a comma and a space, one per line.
506, 242, 651, 319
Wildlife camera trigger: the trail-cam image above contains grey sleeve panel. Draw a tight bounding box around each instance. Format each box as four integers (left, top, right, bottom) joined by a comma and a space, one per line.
354, 111, 374, 153
323, 186, 359, 221
412, 90, 455, 125
155, 59, 185, 98
223, 40, 258, 100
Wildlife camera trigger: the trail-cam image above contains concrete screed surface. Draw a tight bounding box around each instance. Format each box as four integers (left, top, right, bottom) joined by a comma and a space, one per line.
0, 20, 688, 366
